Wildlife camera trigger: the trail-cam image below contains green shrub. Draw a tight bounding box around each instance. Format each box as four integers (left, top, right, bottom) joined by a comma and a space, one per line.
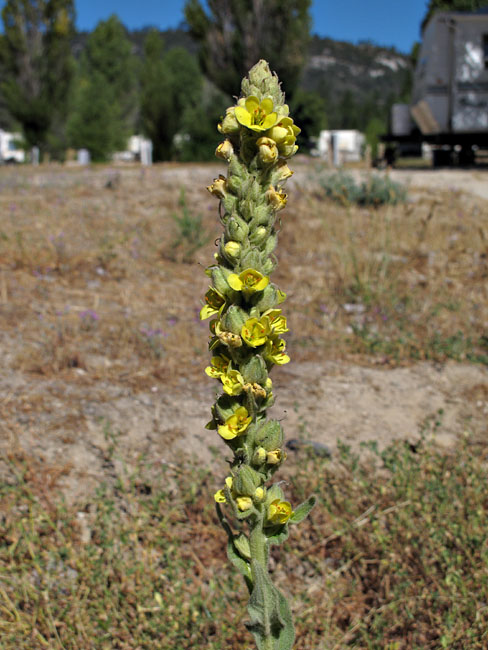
318, 170, 407, 206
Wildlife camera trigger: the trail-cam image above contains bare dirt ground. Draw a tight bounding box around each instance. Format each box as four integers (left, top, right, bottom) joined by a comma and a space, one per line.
1, 162, 487, 503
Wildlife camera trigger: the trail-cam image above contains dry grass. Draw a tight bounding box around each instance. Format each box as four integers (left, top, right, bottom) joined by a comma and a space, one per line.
0, 161, 488, 648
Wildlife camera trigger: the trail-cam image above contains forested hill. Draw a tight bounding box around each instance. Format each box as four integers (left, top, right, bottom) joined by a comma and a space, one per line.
71, 26, 411, 130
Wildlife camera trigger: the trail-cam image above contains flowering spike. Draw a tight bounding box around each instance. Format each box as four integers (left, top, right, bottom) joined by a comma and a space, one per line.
203, 60, 315, 649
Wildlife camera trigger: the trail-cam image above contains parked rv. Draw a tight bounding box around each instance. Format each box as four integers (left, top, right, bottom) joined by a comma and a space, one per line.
315, 130, 365, 164
0, 129, 25, 164
382, 8, 488, 166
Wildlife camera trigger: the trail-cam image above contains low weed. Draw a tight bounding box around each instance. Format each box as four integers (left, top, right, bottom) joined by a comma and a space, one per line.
317, 169, 407, 207
170, 188, 209, 262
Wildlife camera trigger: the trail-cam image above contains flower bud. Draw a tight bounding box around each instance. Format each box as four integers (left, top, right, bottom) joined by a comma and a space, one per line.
226, 215, 249, 242
215, 139, 234, 161
254, 487, 265, 502
256, 137, 278, 164
266, 449, 285, 465
249, 226, 268, 246
218, 107, 240, 135
236, 496, 253, 511
235, 465, 262, 495
240, 355, 267, 385
221, 305, 248, 336
224, 240, 241, 260
253, 446, 267, 465
255, 420, 284, 451
234, 533, 251, 559
207, 175, 227, 199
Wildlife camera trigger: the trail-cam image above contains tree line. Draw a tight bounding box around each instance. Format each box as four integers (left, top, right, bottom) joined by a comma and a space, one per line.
1, 0, 483, 162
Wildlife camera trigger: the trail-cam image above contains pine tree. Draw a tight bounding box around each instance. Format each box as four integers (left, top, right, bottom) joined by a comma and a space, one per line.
67, 15, 138, 161
184, 0, 311, 99
0, 0, 75, 157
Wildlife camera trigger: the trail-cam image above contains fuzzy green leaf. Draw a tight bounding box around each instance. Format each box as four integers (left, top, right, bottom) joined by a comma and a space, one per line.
246, 561, 295, 650
289, 495, 316, 525
215, 504, 253, 593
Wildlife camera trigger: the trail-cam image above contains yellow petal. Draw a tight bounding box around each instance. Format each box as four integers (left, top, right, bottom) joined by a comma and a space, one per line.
260, 97, 274, 114
227, 273, 243, 291
245, 96, 260, 112
235, 105, 252, 127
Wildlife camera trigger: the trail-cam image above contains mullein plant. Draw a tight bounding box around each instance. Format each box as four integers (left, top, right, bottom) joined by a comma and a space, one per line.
201, 60, 316, 650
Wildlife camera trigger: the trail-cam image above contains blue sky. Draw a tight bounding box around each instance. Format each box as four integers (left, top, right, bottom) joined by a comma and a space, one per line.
0, 1, 430, 53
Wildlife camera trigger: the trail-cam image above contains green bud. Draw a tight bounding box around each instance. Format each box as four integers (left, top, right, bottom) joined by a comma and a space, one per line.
227, 173, 243, 195
240, 248, 264, 271
228, 155, 247, 180
253, 446, 267, 465
225, 215, 249, 242
222, 194, 237, 214
240, 355, 267, 385
234, 533, 251, 560
214, 395, 239, 423
251, 284, 278, 312
234, 465, 262, 495
241, 60, 285, 110
264, 233, 277, 256
261, 257, 276, 275
249, 225, 268, 246
211, 266, 233, 297
249, 205, 271, 228
255, 420, 284, 451
221, 305, 248, 335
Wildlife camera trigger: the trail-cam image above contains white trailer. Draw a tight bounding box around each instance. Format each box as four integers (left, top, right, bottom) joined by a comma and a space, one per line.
384, 8, 488, 166
0, 129, 25, 163
316, 129, 365, 164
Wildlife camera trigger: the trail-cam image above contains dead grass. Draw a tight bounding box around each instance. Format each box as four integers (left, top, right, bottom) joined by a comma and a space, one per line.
0, 161, 488, 648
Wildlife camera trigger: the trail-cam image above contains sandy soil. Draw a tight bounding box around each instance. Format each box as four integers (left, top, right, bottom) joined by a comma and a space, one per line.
1, 163, 487, 504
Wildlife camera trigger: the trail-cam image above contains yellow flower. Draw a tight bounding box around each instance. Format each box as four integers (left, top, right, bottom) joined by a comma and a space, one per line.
205, 354, 230, 379
214, 489, 226, 503
267, 499, 293, 525
266, 185, 287, 211
207, 175, 227, 199
234, 96, 279, 132
215, 139, 234, 161
200, 287, 226, 320
266, 449, 286, 465
264, 336, 290, 365
221, 369, 245, 396
262, 309, 289, 335
266, 116, 301, 157
236, 496, 253, 511
218, 406, 252, 440
241, 317, 271, 348
256, 136, 278, 163
213, 476, 234, 503
228, 268, 269, 295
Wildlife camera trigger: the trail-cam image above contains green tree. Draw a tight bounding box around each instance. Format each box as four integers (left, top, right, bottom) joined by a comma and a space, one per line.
290, 89, 327, 150
67, 15, 138, 161
140, 30, 205, 161
422, 0, 488, 30
184, 0, 311, 98
0, 0, 75, 157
